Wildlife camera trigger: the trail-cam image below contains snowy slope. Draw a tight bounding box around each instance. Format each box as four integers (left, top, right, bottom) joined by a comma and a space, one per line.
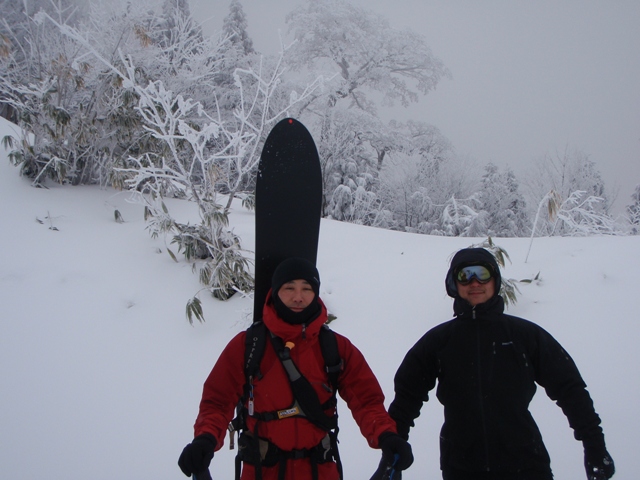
0, 116, 637, 479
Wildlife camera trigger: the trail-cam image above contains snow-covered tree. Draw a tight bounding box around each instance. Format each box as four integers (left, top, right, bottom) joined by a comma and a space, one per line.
478, 163, 529, 237
526, 189, 619, 263
216, 51, 325, 211
328, 183, 382, 226
523, 148, 616, 236
281, 0, 452, 230
525, 148, 611, 214
111, 75, 256, 302
222, 0, 255, 56
313, 109, 460, 229
0, 0, 108, 185
626, 184, 640, 233
86, 43, 318, 305
554, 191, 617, 236
1, 1, 323, 313
0, 1, 255, 189
377, 138, 479, 234
160, 0, 194, 32
400, 120, 453, 165
378, 121, 456, 232
317, 109, 380, 221
213, 0, 259, 118
286, 0, 450, 114
440, 195, 484, 237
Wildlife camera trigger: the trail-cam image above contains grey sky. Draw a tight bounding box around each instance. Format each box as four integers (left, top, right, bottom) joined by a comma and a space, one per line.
190, 0, 640, 213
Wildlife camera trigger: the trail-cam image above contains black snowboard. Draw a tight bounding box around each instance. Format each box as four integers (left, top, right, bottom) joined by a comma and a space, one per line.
253, 118, 322, 322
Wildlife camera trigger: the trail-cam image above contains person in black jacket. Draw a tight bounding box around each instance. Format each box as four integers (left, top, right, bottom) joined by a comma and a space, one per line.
388, 247, 615, 480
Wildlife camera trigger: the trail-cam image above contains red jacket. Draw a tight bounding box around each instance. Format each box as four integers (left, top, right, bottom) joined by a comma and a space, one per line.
194, 293, 397, 479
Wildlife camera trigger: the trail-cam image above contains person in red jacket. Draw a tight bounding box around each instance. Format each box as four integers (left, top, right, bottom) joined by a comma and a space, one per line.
179, 257, 413, 480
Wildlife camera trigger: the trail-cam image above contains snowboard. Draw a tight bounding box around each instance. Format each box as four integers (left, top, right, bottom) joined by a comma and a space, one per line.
253, 117, 322, 322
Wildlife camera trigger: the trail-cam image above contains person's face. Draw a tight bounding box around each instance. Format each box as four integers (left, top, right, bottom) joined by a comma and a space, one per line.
277, 279, 315, 312
457, 277, 495, 306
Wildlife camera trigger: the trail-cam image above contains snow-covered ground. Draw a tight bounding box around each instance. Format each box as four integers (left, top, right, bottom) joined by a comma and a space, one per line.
0, 116, 637, 479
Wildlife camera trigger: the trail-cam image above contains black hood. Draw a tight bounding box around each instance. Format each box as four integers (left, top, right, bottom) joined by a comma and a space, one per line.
445, 248, 502, 299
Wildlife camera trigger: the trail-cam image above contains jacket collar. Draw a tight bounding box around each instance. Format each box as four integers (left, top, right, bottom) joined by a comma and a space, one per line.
453, 294, 504, 319
262, 290, 328, 341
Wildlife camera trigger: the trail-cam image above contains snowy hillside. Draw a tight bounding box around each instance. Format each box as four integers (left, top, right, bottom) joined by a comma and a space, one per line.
0, 116, 637, 479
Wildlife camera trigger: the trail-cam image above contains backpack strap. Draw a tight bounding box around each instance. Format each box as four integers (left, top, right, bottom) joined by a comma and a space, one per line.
244, 321, 268, 381
268, 333, 338, 431
229, 321, 268, 447
317, 324, 344, 479
318, 324, 343, 393
242, 321, 343, 405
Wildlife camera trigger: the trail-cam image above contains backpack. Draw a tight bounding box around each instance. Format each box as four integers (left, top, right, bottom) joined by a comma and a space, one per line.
228, 320, 344, 480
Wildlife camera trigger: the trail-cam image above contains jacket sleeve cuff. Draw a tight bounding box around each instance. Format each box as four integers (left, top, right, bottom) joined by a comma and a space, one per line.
195, 432, 218, 449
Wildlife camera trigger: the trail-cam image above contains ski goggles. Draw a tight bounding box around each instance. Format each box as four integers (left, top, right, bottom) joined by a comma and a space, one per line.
455, 265, 493, 285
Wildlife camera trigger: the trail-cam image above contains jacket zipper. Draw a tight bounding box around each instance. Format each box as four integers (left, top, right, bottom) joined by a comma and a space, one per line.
474, 308, 491, 471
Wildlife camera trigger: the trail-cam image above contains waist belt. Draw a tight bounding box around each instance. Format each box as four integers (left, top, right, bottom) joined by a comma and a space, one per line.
236, 431, 336, 480
245, 396, 338, 423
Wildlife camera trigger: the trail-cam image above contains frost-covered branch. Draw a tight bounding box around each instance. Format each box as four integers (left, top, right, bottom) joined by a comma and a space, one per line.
526, 189, 619, 262
41, 6, 325, 304
219, 41, 325, 211
554, 191, 618, 236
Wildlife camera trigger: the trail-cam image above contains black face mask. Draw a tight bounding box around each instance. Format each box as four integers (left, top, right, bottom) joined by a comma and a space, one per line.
272, 292, 322, 325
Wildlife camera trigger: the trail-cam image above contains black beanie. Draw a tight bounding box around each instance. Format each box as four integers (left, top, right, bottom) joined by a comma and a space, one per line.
271, 257, 320, 297
271, 257, 321, 325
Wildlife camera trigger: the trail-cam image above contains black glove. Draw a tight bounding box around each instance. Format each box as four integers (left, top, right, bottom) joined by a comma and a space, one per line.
378, 432, 414, 471
178, 433, 216, 477
584, 445, 615, 480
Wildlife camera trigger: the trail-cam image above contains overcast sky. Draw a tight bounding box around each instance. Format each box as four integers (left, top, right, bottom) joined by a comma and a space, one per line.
189, 0, 640, 213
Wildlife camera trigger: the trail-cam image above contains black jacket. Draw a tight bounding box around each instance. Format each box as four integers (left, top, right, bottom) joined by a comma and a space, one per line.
389, 250, 605, 473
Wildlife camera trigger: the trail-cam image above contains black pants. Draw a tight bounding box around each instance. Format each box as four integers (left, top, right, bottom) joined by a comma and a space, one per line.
442, 467, 553, 480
